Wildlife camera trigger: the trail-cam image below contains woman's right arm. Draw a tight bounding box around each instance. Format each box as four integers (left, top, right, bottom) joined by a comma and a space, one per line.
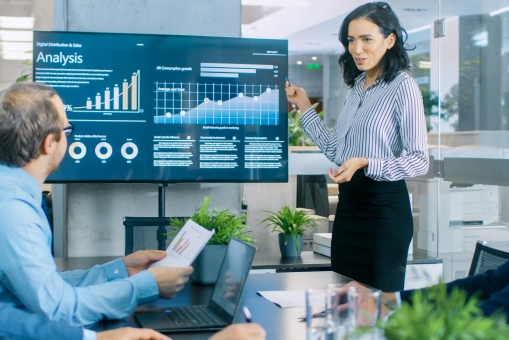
285, 83, 338, 163
300, 108, 338, 163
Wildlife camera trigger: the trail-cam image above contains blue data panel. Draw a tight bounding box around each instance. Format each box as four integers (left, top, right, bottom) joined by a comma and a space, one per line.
34, 31, 288, 183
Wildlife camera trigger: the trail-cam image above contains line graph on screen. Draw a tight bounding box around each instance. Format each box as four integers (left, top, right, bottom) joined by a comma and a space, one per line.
153, 82, 279, 126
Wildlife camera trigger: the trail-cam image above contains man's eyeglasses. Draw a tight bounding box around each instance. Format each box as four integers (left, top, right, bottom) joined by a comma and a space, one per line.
63, 122, 75, 137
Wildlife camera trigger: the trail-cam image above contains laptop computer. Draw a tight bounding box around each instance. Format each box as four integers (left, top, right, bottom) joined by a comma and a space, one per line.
134, 238, 257, 332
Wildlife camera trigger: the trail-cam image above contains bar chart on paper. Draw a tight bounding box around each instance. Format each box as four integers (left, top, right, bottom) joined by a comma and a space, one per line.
73, 70, 142, 113
166, 220, 214, 265
150, 220, 214, 268
153, 82, 280, 126
172, 232, 191, 255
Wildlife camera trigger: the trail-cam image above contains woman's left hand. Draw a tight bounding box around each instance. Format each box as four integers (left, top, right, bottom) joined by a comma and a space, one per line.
328, 157, 368, 183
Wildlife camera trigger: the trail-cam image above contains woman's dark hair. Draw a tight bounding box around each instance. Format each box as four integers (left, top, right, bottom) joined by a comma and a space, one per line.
338, 2, 412, 87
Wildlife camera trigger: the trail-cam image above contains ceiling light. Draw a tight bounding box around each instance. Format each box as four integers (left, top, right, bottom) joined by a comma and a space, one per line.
407, 24, 432, 35
490, 6, 509, 16
297, 61, 302, 65
0, 51, 32, 60
402, 8, 427, 12
311, 56, 317, 60
0, 16, 34, 29
0, 30, 33, 42
0, 42, 32, 52
242, 0, 313, 7
471, 31, 488, 47
418, 61, 431, 69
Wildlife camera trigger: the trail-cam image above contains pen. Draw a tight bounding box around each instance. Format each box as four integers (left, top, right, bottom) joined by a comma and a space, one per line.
242, 306, 252, 323
298, 310, 325, 321
285, 76, 291, 86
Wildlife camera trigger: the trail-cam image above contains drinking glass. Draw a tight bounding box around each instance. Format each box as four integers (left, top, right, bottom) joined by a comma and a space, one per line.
347, 288, 382, 340
326, 284, 351, 338
306, 289, 336, 340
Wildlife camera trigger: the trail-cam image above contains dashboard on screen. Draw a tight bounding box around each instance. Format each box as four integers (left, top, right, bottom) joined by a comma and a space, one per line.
33, 31, 288, 183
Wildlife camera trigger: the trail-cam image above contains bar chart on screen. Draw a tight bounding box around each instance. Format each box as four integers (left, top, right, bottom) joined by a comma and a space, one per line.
153, 81, 279, 126
73, 70, 142, 113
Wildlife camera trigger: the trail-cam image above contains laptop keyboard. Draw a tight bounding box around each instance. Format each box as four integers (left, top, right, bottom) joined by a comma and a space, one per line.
166, 305, 225, 327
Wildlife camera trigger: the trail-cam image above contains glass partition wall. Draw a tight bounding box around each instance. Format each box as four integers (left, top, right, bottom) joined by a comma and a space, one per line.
400, 0, 509, 282
433, 0, 509, 281
401, 2, 441, 278
0, 0, 53, 90
285, 0, 509, 282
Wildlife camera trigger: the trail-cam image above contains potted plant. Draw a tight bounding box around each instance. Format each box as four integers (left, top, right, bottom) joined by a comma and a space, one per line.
260, 204, 317, 257
379, 282, 509, 339
168, 195, 256, 284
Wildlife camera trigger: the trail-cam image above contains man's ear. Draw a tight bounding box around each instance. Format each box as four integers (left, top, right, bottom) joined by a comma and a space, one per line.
39, 133, 57, 156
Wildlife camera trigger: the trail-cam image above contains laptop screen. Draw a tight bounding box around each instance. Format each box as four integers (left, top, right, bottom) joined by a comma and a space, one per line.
209, 238, 256, 320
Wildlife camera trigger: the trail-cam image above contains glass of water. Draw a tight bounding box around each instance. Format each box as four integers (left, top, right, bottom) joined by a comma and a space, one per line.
306, 289, 336, 340
347, 288, 382, 340
326, 284, 351, 338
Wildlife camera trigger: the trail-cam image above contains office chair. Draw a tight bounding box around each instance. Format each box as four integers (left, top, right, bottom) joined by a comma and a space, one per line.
123, 216, 187, 256
296, 174, 330, 218
468, 240, 509, 276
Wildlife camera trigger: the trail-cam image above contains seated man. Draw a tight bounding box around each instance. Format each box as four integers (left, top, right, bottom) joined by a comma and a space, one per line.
0, 302, 266, 340
0, 83, 193, 326
346, 259, 509, 321
0, 302, 169, 340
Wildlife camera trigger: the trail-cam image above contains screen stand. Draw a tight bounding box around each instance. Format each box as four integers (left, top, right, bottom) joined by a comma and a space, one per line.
157, 183, 168, 250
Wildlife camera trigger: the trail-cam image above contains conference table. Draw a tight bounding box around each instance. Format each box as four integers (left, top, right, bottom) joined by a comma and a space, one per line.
88, 271, 352, 340
55, 249, 441, 273
54, 250, 441, 339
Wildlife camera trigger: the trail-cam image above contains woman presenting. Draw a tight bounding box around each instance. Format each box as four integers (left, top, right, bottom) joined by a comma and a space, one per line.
286, 2, 428, 291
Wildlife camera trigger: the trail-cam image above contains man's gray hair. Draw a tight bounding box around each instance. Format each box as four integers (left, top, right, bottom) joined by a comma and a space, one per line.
0, 83, 61, 167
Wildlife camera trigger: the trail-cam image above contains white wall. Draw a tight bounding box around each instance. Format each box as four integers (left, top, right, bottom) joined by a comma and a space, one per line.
65, 0, 241, 36
67, 183, 242, 256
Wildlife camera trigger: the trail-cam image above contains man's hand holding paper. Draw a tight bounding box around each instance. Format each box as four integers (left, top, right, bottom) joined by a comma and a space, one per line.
148, 266, 193, 299
150, 220, 215, 268
146, 220, 214, 299
123, 250, 167, 276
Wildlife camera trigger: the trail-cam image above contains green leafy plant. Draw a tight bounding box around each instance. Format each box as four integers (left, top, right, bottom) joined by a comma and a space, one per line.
260, 204, 317, 254
288, 102, 324, 146
420, 88, 458, 132
383, 282, 509, 339
16, 57, 33, 83
168, 195, 256, 245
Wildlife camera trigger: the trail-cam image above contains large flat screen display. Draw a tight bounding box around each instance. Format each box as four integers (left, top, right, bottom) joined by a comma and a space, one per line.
33, 31, 288, 183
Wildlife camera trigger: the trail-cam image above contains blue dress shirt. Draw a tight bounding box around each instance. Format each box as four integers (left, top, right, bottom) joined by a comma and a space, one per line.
0, 164, 159, 327
0, 303, 85, 340
400, 259, 509, 321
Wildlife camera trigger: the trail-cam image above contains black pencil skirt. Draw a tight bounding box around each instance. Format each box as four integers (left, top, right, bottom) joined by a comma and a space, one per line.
331, 169, 413, 292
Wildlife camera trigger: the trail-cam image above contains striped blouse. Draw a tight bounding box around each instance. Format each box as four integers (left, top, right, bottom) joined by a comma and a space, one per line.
300, 71, 428, 182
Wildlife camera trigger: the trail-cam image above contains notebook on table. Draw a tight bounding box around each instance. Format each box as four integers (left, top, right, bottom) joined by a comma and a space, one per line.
134, 238, 257, 332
